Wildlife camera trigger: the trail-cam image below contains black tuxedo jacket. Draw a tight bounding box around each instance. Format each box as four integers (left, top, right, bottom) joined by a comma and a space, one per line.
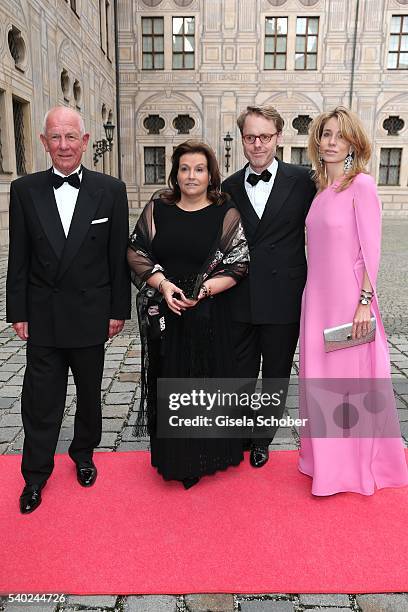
6, 167, 131, 348
222, 159, 316, 325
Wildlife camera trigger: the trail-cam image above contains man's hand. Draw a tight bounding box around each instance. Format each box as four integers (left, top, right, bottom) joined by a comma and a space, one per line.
13, 322, 29, 341
109, 319, 125, 338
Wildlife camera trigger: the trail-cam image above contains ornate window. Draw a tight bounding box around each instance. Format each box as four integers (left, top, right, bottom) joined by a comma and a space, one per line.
295, 17, 319, 70
388, 15, 408, 69
143, 115, 165, 134
13, 98, 27, 176
142, 17, 164, 69
383, 116, 405, 135
292, 115, 313, 135
8, 26, 26, 70
276, 146, 283, 161
61, 69, 70, 101
173, 114, 195, 134
291, 147, 311, 168
264, 17, 287, 70
73, 80, 82, 108
379, 148, 402, 185
172, 17, 195, 69
144, 147, 166, 184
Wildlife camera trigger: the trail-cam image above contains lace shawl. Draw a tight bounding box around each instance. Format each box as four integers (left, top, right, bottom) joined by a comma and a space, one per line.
127, 198, 250, 435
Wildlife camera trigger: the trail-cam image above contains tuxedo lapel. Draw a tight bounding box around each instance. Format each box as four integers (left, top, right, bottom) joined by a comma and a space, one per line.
226, 165, 260, 237
254, 160, 297, 239
30, 171, 66, 260
56, 168, 103, 282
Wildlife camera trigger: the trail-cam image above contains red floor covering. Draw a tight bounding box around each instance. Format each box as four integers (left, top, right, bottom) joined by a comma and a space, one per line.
1, 450, 408, 595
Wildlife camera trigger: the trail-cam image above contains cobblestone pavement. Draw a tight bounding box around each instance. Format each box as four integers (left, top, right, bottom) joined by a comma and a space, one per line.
0, 219, 407, 612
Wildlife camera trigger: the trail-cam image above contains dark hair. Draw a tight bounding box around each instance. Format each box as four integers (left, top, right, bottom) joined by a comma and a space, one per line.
161, 140, 227, 206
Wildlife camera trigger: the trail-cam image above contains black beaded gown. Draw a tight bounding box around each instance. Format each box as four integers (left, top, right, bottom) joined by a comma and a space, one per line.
128, 197, 249, 482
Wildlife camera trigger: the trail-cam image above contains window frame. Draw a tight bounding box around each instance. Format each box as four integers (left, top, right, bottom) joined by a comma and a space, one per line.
295, 16, 319, 71
142, 16, 165, 70
144, 146, 166, 185
264, 16, 288, 70
387, 15, 408, 70
172, 16, 195, 70
291, 147, 311, 168
378, 147, 402, 186
12, 96, 29, 176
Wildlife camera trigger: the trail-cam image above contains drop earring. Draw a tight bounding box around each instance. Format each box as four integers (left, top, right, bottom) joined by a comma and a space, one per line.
344, 150, 354, 172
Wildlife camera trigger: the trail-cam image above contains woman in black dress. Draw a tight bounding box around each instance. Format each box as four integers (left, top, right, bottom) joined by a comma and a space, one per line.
128, 140, 249, 489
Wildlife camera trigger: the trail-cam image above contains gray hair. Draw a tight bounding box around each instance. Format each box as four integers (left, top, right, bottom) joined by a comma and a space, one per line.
42, 106, 85, 136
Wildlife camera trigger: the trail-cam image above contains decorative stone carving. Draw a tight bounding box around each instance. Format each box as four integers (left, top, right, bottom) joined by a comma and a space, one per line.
141, 0, 163, 6
174, 0, 194, 6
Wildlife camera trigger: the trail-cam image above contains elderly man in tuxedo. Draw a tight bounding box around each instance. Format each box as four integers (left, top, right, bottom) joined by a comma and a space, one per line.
222, 105, 316, 468
6, 106, 131, 513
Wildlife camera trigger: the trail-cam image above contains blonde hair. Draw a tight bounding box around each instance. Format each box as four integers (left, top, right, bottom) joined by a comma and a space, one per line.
308, 106, 371, 191
237, 105, 284, 134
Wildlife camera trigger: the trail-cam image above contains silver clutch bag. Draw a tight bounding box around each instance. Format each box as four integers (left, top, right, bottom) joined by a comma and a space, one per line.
323, 317, 376, 353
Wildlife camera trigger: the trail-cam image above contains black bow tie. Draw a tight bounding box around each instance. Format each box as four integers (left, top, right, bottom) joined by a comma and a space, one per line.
246, 169, 272, 187
51, 169, 82, 190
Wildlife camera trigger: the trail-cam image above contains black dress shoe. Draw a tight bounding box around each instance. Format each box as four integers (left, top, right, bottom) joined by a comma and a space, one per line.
182, 476, 200, 490
250, 446, 269, 468
19, 483, 45, 514
76, 461, 97, 487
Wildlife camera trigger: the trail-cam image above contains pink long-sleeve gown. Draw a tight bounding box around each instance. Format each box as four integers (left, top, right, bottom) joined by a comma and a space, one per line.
298, 172, 408, 495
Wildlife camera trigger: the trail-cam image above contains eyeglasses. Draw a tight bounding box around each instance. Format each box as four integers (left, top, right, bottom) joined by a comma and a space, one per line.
242, 133, 278, 144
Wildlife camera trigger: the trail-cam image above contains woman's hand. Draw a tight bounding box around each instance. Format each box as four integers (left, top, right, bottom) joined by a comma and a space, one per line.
351, 303, 372, 340
175, 284, 211, 310
161, 281, 189, 316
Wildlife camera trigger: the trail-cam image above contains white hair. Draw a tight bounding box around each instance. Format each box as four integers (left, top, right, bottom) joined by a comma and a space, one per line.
42, 106, 85, 136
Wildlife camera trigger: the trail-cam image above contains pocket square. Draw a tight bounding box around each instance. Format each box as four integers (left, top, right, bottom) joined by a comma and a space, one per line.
91, 217, 108, 225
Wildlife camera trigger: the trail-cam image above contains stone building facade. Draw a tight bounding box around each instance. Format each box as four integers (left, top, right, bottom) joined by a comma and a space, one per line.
0, 0, 117, 246
117, 0, 408, 216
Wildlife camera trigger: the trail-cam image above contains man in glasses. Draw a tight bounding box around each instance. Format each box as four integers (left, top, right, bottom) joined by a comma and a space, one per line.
222, 105, 315, 468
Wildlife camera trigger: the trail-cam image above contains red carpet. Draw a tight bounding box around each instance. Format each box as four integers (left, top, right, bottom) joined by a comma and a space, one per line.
1, 450, 408, 595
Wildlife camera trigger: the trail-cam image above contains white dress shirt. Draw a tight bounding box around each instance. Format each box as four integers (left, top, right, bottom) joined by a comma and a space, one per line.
52, 165, 82, 237
244, 158, 279, 219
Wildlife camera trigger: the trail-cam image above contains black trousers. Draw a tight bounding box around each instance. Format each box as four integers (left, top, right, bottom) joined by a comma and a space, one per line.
21, 343, 105, 485
231, 321, 300, 446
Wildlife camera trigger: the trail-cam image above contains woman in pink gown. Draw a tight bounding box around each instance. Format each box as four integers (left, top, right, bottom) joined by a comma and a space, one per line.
299, 107, 408, 495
